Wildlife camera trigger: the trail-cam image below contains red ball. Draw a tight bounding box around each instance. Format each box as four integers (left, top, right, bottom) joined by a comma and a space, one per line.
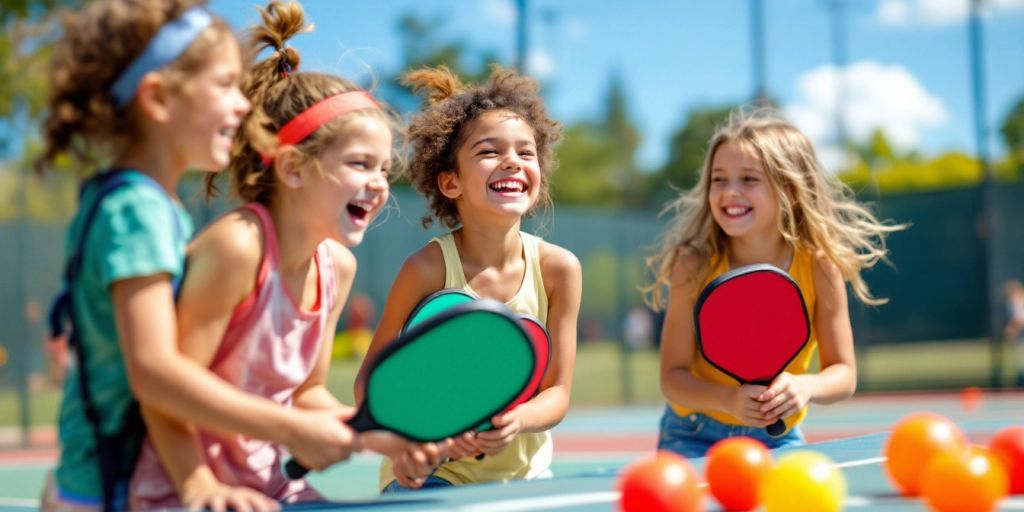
705, 437, 774, 511
618, 451, 705, 512
990, 426, 1024, 494
883, 413, 967, 496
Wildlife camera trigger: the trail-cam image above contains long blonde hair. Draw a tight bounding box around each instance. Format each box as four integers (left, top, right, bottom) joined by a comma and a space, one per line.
643, 108, 905, 309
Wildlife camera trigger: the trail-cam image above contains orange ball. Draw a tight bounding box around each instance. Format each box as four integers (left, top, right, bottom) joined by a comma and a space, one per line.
989, 426, 1024, 494
705, 437, 774, 511
883, 412, 967, 496
618, 451, 705, 512
920, 445, 1009, 512
961, 386, 983, 412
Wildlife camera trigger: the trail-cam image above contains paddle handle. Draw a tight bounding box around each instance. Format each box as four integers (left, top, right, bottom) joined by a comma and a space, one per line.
750, 378, 788, 438
282, 406, 375, 480
766, 419, 786, 437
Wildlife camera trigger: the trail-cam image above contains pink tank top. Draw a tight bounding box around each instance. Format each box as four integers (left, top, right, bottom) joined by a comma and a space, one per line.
130, 202, 336, 508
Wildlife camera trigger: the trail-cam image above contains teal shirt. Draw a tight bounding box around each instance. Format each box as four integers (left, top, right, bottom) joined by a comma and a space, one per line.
54, 171, 194, 501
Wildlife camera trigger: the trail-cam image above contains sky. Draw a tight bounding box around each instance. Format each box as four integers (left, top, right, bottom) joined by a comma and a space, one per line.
208, 0, 1023, 171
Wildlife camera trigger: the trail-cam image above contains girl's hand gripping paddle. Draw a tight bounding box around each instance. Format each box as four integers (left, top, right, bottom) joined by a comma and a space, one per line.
694, 264, 810, 437
283, 297, 535, 479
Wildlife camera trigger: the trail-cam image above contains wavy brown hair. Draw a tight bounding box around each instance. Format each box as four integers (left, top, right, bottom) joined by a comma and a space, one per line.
643, 108, 906, 309
209, 0, 398, 205
37, 0, 233, 174
403, 65, 562, 229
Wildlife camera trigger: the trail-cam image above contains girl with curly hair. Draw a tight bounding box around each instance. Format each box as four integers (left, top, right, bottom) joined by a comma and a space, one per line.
354, 65, 582, 493
643, 108, 904, 458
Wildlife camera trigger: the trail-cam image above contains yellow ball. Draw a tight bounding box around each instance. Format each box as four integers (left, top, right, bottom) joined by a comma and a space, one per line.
761, 451, 847, 512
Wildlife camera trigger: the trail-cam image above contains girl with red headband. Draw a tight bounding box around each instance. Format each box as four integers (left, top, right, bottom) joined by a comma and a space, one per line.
127, 2, 432, 509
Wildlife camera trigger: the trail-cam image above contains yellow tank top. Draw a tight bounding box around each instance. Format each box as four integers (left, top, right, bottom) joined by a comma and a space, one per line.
670, 247, 818, 432
379, 231, 551, 489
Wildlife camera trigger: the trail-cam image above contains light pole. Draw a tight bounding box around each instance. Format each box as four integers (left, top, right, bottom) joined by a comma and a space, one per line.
968, 0, 1001, 387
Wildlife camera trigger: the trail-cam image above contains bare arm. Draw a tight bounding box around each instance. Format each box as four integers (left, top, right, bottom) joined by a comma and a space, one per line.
757, 254, 858, 421
501, 244, 581, 433
353, 244, 445, 404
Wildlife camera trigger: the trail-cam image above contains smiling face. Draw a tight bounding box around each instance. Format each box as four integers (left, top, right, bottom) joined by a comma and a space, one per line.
441, 109, 541, 224
708, 139, 780, 240
302, 113, 392, 247
166, 35, 250, 171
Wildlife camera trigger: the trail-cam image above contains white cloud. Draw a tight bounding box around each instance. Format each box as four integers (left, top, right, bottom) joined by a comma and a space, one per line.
526, 49, 555, 78
784, 60, 949, 170
480, 0, 517, 26
875, 0, 1024, 26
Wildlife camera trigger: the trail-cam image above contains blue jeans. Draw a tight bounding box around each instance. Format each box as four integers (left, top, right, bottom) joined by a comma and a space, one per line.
657, 406, 805, 459
381, 475, 453, 494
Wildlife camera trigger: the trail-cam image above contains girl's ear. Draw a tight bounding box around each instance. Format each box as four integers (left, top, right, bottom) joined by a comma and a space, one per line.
274, 147, 305, 190
134, 73, 172, 123
437, 170, 462, 199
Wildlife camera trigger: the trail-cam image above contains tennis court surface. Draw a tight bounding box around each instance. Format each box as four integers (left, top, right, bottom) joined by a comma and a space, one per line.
2, 390, 1022, 511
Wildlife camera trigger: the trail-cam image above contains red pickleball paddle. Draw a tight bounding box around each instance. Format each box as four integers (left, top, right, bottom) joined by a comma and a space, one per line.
695, 264, 810, 437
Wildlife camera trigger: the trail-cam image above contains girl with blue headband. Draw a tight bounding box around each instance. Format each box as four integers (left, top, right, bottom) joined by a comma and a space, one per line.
36, 1, 386, 510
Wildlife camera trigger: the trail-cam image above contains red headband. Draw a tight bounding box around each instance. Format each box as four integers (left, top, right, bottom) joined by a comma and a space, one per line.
261, 90, 381, 167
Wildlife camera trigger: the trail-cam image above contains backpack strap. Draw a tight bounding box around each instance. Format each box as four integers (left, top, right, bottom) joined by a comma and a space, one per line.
47, 169, 185, 512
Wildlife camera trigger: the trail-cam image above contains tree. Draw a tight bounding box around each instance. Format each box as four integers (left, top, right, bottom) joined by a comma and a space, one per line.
1, 0, 77, 157
658, 105, 736, 192
1, 0, 82, 222
552, 71, 643, 208
1000, 95, 1024, 177
381, 13, 500, 115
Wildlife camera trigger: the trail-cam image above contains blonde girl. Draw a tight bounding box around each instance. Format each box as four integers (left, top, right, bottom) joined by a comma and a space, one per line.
644, 108, 903, 458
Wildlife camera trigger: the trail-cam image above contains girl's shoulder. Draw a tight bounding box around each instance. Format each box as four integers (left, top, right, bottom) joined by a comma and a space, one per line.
399, 239, 447, 285
189, 207, 264, 275
536, 239, 582, 293
807, 249, 845, 292
321, 238, 357, 283
536, 239, 581, 273
669, 245, 705, 287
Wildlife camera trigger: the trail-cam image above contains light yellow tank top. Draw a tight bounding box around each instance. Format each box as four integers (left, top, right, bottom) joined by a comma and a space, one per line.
379, 231, 551, 489
670, 247, 818, 432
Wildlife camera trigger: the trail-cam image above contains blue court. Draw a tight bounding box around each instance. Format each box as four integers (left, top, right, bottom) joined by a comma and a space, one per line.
2, 391, 1022, 510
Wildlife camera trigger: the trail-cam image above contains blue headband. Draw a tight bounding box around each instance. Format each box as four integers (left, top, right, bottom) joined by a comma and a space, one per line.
109, 6, 214, 108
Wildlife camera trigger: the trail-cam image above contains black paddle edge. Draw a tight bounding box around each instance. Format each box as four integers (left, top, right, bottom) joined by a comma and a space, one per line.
693, 263, 811, 390
363, 299, 536, 443
401, 288, 475, 335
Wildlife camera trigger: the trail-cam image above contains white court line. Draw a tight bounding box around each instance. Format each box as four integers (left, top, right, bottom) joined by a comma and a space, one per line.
458, 491, 619, 512
836, 456, 886, 468
0, 497, 40, 507
450, 454, 891, 512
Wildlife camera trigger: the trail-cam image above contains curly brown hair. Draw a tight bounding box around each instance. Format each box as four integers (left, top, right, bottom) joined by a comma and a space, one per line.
403, 65, 562, 229
210, 0, 398, 204
37, 0, 233, 174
